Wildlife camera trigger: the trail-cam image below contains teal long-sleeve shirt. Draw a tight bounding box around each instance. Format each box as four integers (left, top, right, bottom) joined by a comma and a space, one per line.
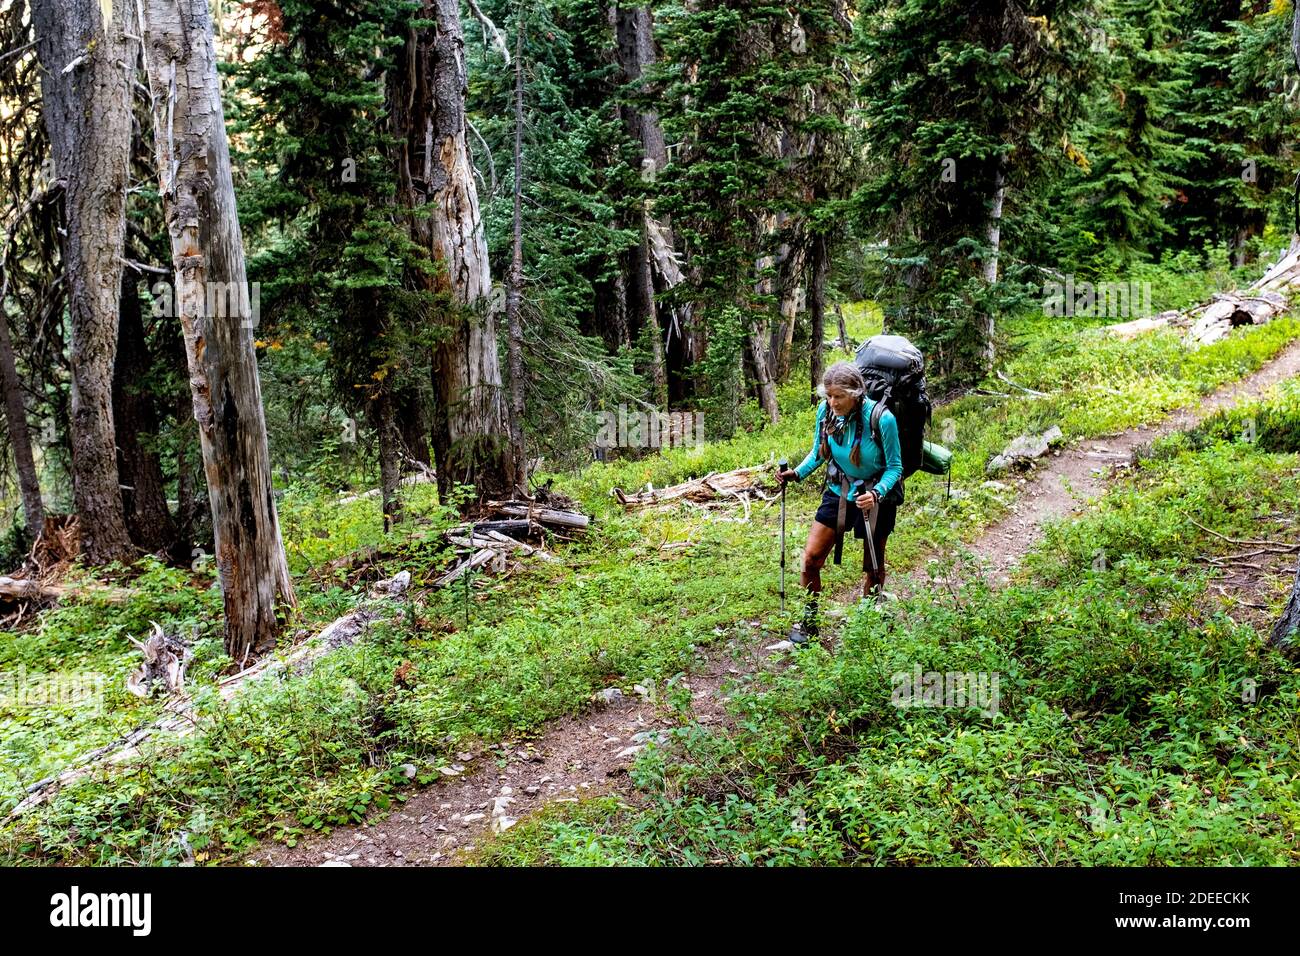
794, 398, 903, 499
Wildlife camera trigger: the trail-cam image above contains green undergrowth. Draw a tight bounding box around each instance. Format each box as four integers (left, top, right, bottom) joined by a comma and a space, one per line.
1, 308, 1296, 864
475, 393, 1300, 865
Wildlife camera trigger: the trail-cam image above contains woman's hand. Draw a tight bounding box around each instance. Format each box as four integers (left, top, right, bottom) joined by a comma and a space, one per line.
855, 488, 879, 512
775, 469, 799, 486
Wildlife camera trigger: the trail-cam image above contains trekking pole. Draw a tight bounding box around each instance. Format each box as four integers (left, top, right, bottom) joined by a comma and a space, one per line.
865, 507, 879, 573
778, 458, 788, 613
862, 483, 880, 599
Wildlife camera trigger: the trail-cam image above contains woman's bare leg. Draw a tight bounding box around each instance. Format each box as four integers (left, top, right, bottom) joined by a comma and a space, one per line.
800, 521, 838, 594
791, 521, 838, 640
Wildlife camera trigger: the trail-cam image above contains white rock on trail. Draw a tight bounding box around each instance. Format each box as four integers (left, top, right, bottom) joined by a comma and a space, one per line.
987, 426, 1064, 474
631, 729, 672, 745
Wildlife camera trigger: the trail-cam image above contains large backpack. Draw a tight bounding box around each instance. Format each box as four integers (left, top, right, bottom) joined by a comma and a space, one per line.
854, 334, 932, 481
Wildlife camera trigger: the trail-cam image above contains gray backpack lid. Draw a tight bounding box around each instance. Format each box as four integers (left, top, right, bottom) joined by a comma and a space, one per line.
856, 334, 923, 373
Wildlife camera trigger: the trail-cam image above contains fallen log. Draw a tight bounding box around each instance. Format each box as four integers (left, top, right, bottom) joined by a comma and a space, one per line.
1185, 291, 1288, 346
1250, 246, 1300, 292
434, 547, 504, 587
465, 518, 537, 538
612, 464, 773, 509
481, 529, 559, 561
0, 576, 131, 605
481, 500, 590, 531
1103, 243, 1300, 346
1104, 313, 1180, 340
441, 524, 560, 577
0, 576, 64, 603
336, 470, 436, 505
7, 573, 411, 818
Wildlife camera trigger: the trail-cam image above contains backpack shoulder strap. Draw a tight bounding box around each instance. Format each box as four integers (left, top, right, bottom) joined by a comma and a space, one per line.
869, 396, 888, 451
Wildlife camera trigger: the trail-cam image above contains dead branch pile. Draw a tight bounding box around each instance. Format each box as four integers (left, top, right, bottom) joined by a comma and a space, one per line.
434, 499, 585, 587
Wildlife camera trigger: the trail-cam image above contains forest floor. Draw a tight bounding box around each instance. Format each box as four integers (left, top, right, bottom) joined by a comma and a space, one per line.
5, 302, 1299, 866
248, 336, 1300, 867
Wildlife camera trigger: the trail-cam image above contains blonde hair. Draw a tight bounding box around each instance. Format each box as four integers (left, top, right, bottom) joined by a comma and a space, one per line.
816, 361, 867, 467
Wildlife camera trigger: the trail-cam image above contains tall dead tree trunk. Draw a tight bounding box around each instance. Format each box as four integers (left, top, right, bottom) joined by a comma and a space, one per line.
504, 13, 528, 497
32, 0, 136, 564
636, 233, 668, 407
807, 232, 828, 406
771, 231, 806, 383
747, 330, 779, 423
140, 0, 296, 664
614, 4, 686, 406
981, 162, 1006, 370
413, 0, 515, 504
750, 215, 783, 425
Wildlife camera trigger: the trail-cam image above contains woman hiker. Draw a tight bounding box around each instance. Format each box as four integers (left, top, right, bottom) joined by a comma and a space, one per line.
775, 361, 903, 643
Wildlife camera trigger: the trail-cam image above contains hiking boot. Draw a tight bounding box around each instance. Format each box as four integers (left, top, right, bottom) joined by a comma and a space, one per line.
787, 622, 816, 645
789, 598, 821, 645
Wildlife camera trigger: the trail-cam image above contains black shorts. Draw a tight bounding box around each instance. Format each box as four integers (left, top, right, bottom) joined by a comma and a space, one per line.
814, 484, 897, 551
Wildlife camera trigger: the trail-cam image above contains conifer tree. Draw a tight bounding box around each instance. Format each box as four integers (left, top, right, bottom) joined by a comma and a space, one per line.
853, 1, 1096, 381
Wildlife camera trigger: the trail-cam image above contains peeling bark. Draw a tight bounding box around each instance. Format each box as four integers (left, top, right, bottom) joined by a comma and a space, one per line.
140, 0, 296, 664
771, 231, 806, 383
614, 4, 686, 404
396, 0, 514, 504
981, 163, 1006, 369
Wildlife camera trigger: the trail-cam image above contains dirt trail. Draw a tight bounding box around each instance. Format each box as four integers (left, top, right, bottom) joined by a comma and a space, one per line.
249, 337, 1300, 867
974, 339, 1300, 580
250, 629, 771, 866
